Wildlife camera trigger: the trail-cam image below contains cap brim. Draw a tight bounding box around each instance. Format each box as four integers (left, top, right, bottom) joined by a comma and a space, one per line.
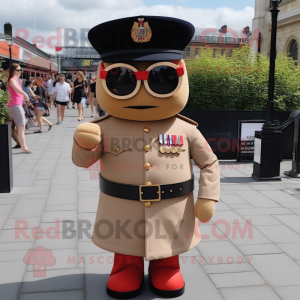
102, 52, 183, 63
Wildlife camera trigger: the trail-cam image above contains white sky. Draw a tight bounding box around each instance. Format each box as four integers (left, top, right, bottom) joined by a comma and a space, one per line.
0, 0, 255, 54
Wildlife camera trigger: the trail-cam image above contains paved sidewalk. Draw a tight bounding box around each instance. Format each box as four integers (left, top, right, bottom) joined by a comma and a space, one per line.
1, 106, 300, 300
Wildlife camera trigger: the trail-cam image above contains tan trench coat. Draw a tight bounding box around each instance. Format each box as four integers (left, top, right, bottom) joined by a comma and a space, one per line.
72, 114, 220, 260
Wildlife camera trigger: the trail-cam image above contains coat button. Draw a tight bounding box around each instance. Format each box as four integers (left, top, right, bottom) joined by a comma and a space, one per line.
144, 127, 150, 133
115, 147, 120, 153
146, 181, 152, 185
144, 163, 151, 170
144, 145, 150, 152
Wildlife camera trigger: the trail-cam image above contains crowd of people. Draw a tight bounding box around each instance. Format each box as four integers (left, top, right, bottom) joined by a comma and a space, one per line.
0, 62, 105, 154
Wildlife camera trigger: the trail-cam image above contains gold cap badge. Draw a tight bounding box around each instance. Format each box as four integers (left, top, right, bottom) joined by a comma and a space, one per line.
131, 18, 152, 43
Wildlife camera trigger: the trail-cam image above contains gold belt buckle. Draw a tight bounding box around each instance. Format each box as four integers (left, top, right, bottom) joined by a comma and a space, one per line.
139, 184, 161, 207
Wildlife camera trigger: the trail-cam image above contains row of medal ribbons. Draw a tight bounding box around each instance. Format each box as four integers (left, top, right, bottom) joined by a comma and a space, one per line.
159, 134, 183, 154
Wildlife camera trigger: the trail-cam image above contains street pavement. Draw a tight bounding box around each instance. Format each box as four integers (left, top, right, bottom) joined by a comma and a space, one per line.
1, 106, 300, 300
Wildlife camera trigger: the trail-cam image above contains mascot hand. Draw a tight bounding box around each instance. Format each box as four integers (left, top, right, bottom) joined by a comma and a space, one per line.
74, 123, 101, 150
194, 199, 216, 223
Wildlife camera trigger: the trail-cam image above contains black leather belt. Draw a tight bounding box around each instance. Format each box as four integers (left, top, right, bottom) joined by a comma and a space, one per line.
99, 174, 194, 206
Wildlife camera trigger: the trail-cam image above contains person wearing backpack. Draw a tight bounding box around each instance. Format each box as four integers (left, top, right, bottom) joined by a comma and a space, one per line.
33, 77, 53, 133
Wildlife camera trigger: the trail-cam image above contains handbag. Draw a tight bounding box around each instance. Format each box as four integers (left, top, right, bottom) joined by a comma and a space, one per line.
81, 80, 89, 106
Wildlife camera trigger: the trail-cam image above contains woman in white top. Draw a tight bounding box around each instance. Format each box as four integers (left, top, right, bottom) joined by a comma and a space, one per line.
52, 73, 71, 124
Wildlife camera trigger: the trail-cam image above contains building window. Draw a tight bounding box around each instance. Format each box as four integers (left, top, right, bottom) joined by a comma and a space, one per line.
221, 49, 226, 56
213, 49, 217, 58
289, 40, 298, 63
186, 47, 191, 59
195, 48, 200, 58
205, 35, 215, 42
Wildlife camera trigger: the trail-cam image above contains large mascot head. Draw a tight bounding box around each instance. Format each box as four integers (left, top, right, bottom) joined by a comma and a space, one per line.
88, 16, 195, 121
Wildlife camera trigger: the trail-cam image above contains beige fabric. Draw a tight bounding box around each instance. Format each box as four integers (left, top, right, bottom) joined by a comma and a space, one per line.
74, 123, 101, 150
194, 199, 216, 223
72, 115, 220, 260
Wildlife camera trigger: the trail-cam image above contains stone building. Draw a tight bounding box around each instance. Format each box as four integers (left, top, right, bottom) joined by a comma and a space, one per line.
183, 25, 252, 59
252, 0, 300, 65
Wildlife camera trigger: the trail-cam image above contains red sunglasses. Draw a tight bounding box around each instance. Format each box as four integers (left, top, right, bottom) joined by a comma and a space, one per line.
100, 61, 184, 80
99, 61, 185, 99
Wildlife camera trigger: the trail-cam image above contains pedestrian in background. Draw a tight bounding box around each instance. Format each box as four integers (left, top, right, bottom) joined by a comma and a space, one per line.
32, 79, 37, 92
42, 74, 50, 116
52, 74, 58, 108
88, 77, 103, 118
24, 80, 39, 106
32, 78, 53, 133
47, 74, 55, 109
66, 79, 74, 109
7, 63, 32, 153
21, 78, 26, 90
52, 73, 71, 124
72, 71, 88, 121
43, 75, 49, 92
87, 79, 95, 118
90, 80, 105, 117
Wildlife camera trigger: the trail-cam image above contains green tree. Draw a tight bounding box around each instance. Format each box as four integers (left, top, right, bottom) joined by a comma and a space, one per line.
0, 61, 9, 124
185, 44, 300, 111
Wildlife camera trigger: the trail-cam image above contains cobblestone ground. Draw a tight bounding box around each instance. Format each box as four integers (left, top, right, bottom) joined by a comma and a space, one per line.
1, 106, 300, 300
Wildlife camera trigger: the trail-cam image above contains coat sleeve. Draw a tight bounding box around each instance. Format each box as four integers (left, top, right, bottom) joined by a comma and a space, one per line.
188, 126, 220, 202
72, 138, 103, 168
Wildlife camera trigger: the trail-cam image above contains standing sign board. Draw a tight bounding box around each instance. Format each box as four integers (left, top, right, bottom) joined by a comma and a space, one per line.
237, 120, 264, 161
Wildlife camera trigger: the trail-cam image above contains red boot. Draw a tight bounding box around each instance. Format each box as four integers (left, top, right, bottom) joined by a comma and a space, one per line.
149, 255, 185, 298
106, 253, 144, 299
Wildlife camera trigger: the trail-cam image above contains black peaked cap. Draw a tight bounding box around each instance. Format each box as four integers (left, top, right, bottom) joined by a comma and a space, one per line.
88, 16, 195, 62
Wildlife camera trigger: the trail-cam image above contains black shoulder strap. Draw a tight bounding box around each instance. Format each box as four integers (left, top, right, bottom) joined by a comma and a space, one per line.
82, 80, 87, 98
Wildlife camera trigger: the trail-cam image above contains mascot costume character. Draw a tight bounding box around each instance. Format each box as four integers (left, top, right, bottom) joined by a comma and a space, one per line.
72, 16, 220, 299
